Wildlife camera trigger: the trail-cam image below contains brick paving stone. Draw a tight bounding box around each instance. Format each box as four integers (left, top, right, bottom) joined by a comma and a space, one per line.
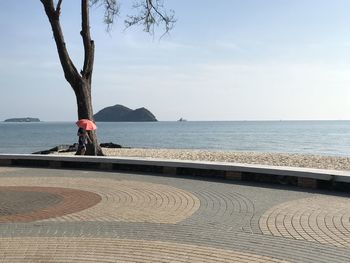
0, 237, 292, 263
0, 167, 350, 262
259, 196, 350, 248
0, 189, 62, 216
0, 177, 200, 224
0, 167, 18, 173
0, 186, 100, 223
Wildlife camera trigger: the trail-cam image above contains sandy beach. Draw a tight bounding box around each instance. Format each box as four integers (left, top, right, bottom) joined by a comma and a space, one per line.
94, 148, 350, 171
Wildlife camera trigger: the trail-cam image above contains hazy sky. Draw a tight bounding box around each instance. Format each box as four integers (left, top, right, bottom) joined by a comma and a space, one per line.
1, 0, 350, 121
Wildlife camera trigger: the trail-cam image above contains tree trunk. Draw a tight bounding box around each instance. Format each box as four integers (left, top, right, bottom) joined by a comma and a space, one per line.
74, 78, 104, 156
40, 0, 104, 156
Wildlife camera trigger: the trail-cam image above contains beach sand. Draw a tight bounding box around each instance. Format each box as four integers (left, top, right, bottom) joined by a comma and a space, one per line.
96, 148, 350, 171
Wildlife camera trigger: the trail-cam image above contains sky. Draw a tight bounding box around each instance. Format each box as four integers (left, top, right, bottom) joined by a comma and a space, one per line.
1, 0, 350, 121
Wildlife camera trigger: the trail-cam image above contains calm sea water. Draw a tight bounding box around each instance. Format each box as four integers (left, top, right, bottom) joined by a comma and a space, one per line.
0, 121, 349, 156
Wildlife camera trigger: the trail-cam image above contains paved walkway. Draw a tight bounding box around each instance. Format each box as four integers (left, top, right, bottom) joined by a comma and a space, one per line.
1, 167, 350, 262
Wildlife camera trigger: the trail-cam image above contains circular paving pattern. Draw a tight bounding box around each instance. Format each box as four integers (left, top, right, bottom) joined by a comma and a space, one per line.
0, 189, 62, 216
0, 177, 200, 224
0, 186, 101, 223
0, 237, 290, 263
187, 187, 255, 231
259, 196, 350, 248
1, 168, 350, 263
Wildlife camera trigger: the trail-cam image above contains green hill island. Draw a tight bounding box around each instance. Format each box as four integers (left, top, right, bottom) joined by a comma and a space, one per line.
93, 104, 157, 122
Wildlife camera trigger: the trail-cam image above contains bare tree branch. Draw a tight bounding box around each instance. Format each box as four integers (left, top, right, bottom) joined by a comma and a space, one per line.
81, 0, 95, 81
40, 0, 80, 89
55, 0, 63, 15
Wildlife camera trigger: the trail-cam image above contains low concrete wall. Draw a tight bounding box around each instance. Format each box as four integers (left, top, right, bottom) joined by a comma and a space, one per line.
1, 154, 349, 190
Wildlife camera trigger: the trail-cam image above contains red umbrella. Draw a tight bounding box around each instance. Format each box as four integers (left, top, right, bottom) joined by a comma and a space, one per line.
76, 119, 97, 131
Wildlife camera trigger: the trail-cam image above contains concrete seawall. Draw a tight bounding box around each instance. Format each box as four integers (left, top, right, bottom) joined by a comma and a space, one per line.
1, 154, 350, 190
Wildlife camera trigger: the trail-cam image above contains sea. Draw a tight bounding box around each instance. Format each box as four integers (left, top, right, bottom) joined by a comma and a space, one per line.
0, 121, 350, 156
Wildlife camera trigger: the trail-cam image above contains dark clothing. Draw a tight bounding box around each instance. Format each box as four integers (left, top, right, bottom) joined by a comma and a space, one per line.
77, 128, 88, 148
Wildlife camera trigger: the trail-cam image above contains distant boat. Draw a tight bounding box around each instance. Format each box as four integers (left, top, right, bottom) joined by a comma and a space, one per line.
177, 118, 187, 122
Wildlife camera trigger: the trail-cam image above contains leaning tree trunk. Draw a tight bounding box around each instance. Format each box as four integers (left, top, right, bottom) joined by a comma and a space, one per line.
40, 0, 104, 156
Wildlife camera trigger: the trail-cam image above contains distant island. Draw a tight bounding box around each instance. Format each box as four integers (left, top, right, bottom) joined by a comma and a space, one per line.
4, 117, 40, 122
94, 104, 157, 122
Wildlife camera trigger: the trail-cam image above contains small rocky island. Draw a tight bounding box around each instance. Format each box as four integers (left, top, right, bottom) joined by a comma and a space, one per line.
4, 117, 40, 122
94, 104, 157, 122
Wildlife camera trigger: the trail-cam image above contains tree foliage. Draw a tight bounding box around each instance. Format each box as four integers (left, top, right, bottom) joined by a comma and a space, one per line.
124, 0, 176, 34
89, 0, 176, 34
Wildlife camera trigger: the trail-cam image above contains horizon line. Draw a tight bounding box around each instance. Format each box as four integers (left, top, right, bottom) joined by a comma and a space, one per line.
2, 119, 350, 122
